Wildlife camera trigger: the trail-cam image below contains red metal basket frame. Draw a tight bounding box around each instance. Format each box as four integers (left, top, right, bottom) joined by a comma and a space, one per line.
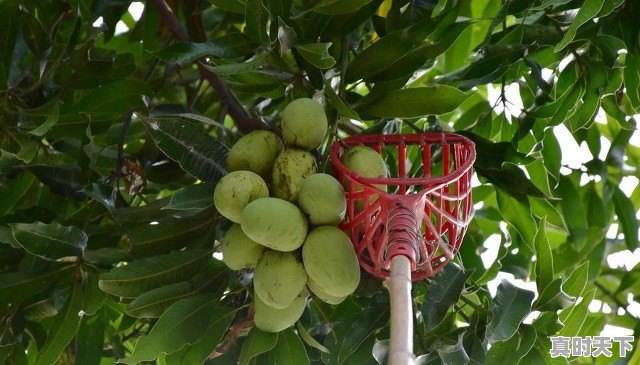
331, 133, 476, 281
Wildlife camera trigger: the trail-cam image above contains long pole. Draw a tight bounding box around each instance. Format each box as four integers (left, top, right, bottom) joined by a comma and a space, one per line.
387, 255, 414, 365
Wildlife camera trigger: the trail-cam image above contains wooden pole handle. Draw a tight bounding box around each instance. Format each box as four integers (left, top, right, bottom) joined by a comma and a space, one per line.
387, 255, 415, 365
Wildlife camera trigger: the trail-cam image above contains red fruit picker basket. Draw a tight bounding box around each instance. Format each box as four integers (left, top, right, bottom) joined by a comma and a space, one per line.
330, 132, 476, 365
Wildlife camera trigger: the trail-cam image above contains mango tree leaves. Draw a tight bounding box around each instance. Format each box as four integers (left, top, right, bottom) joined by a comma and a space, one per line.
495, 189, 537, 247
485, 280, 535, 343
245, 0, 269, 44
98, 249, 212, 298
267, 328, 310, 365
124, 216, 215, 257
239, 328, 279, 365
322, 299, 389, 365
433, 333, 470, 365
533, 217, 553, 292
0, 265, 74, 306
8, 221, 87, 261
558, 289, 596, 337
611, 186, 639, 250
141, 117, 229, 184
344, 19, 438, 82
295, 43, 336, 69
358, 86, 470, 118
172, 306, 237, 364
34, 282, 83, 365
484, 325, 537, 364
71, 79, 152, 114
120, 295, 220, 364
296, 322, 330, 353
150, 35, 256, 64
422, 263, 473, 331
554, 0, 605, 52
125, 261, 227, 318
312, 0, 373, 15
75, 311, 105, 365
555, 176, 588, 249
164, 183, 215, 211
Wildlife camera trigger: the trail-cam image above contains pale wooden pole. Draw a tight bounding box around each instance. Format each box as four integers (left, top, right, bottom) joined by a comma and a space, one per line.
386, 255, 415, 365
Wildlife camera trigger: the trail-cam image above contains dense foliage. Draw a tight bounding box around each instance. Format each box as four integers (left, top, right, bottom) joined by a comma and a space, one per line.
1, 0, 639, 364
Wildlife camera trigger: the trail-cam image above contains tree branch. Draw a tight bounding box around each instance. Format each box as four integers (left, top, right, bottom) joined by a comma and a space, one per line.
148, 0, 262, 132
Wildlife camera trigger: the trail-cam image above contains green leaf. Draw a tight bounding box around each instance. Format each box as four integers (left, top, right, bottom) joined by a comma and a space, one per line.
98, 249, 212, 298
239, 328, 278, 365
178, 307, 237, 364
323, 299, 388, 364
204, 53, 267, 75
125, 216, 215, 257
8, 221, 87, 261
245, 0, 269, 44
141, 117, 229, 184
120, 295, 219, 364
313, 0, 373, 15
533, 312, 564, 335
72, 79, 153, 114
82, 272, 106, 315
533, 278, 575, 312
0, 266, 73, 306
126, 282, 193, 318
554, 0, 606, 52
296, 322, 329, 353
267, 328, 310, 365
358, 86, 470, 118
434, 333, 469, 365
559, 289, 596, 337
533, 217, 553, 293
485, 280, 535, 343
151, 35, 255, 64
541, 128, 561, 183
422, 263, 473, 331
369, 22, 470, 83
295, 43, 336, 69
485, 325, 537, 364
76, 310, 105, 365
34, 282, 83, 365
612, 185, 639, 250
126, 263, 227, 318
623, 53, 640, 112
562, 262, 589, 298
555, 176, 588, 249
0, 171, 36, 216
29, 104, 59, 137
345, 18, 436, 82
495, 189, 537, 247
440, 44, 527, 89
165, 183, 215, 211
211, 0, 246, 13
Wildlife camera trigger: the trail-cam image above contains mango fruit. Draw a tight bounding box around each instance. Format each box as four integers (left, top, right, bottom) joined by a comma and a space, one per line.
271, 149, 317, 202
308, 278, 346, 305
227, 130, 283, 180
297, 173, 346, 226
214, 171, 269, 223
219, 224, 265, 270
253, 290, 307, 332
241, 197, 308, 251
254, 251, 308, 309
302, 226, 360, 297
281, 98, 328, 150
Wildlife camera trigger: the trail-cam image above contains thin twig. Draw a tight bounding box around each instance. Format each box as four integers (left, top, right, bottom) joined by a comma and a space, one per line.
148, 0, 261, 132
593, 281, 638, 319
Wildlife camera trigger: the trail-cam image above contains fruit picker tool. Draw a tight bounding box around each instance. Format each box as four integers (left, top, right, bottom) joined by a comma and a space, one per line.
331, 133, 476, 365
